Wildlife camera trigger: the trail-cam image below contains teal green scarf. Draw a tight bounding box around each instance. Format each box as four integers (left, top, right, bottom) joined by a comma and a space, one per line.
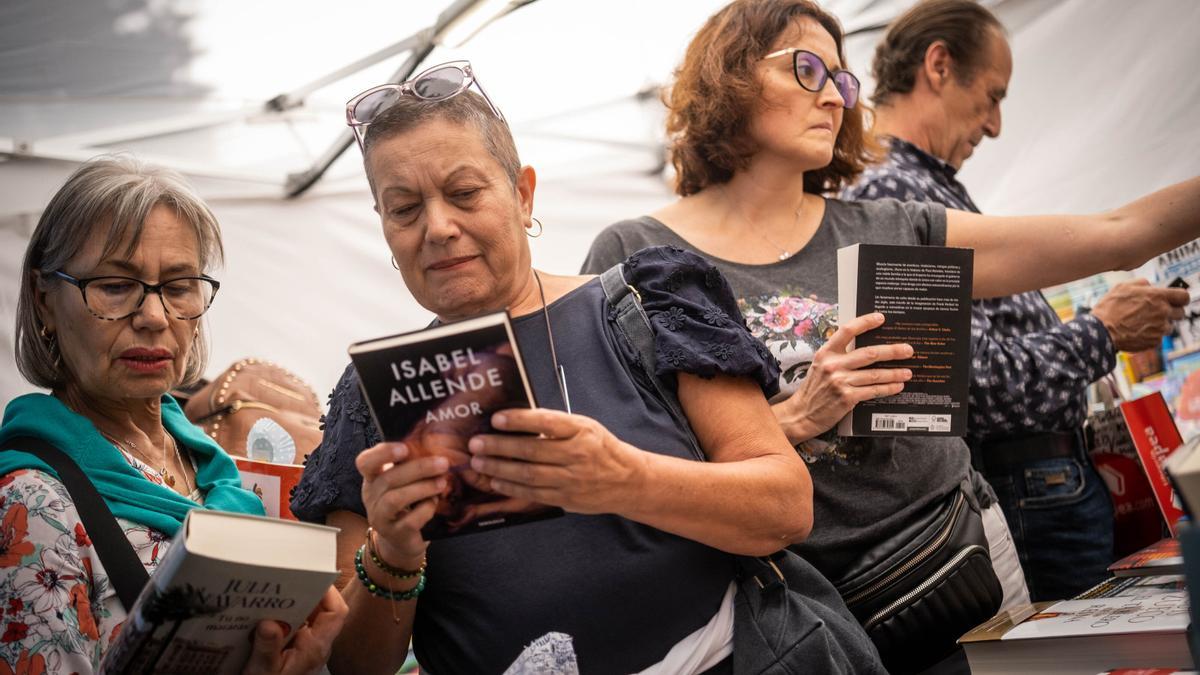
0, 393, 264, 536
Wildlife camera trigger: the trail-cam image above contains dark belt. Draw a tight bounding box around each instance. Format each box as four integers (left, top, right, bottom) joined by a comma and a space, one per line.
979, 430, 1083, 474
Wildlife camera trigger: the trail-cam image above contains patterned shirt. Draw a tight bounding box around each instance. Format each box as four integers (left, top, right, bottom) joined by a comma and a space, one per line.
0, 453, 200, 674
842, 136, 1116, 446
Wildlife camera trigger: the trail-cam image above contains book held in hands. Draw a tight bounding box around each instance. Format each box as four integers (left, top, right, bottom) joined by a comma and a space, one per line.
837, 243, 973, 436
101, 510, 338, 675
349, 311, 563, 540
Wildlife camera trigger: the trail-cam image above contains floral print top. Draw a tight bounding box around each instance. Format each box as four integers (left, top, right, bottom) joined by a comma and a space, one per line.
583, 203, 996, 581
0, 451, 200, 675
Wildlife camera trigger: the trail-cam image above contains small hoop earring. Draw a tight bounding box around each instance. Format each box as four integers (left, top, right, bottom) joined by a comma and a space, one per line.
526, 217, 544, 239
390, 256, 400, 270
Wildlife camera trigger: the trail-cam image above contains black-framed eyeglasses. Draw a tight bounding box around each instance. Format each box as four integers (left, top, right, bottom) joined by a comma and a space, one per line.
761, 48, 860, 109
345, 60, 505, 151
47, 270, 220, 321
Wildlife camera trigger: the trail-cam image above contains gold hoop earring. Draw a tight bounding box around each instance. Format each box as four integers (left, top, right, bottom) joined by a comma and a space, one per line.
391, 256, 400, 270
526, 217, 544, 239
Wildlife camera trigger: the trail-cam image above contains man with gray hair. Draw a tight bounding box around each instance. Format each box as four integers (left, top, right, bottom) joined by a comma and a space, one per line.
843, 0, 1189, 601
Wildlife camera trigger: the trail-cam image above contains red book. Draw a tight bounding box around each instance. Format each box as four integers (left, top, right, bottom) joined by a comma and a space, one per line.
233, 457, 304, 520
1120, 393, 1186, 536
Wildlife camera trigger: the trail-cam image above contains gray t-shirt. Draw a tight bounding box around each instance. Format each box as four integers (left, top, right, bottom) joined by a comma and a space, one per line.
582, 197, 994, 581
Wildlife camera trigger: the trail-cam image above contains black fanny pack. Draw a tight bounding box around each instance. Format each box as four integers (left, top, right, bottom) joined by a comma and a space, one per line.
833, 487, 1003, 674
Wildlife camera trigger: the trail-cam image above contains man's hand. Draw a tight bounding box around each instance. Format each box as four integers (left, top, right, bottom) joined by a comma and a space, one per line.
1091, 279, 1189, 352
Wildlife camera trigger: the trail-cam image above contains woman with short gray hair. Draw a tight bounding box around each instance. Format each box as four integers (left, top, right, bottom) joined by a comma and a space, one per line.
0, 156, 345, 674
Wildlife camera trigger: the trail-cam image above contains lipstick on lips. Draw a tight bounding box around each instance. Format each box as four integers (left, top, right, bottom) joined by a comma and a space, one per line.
118, 347, 174, 373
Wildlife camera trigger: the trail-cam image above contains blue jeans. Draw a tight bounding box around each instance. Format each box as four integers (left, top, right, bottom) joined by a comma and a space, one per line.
983, 453, 1115, 602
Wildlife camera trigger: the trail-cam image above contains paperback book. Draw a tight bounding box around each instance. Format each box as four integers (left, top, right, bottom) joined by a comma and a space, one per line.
101, 510, 338, 675
837, 243, 973, 436
233, 456, 304, 520
959, 575, 1192, 675
1120, 392, 1187, 535
349, 311, 563, 539
1108, 538, 1183, 578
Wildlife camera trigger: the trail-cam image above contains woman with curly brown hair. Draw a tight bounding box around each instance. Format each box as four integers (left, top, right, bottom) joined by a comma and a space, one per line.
583, 0, 1200, 669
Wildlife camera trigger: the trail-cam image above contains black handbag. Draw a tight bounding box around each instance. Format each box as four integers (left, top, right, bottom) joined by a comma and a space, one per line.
600, 263, 886, 675
833, 485, 1003, 674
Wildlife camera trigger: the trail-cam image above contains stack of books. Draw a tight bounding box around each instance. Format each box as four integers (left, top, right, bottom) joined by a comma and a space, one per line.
959, 575, 1191, 675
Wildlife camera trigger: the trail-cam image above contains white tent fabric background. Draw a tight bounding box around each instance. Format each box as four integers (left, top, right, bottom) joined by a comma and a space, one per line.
1, 0, 1198, 406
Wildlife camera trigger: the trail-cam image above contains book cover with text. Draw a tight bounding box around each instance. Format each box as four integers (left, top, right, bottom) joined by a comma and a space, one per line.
349, 311, 562, 539
101, 511, 337, 675
837, 244, 973, 436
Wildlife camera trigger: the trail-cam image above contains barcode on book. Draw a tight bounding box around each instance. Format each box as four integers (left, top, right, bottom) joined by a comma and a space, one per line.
871, 414, 952, 433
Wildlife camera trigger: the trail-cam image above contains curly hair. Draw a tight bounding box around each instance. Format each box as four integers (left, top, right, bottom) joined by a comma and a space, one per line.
665, 0, 876, 196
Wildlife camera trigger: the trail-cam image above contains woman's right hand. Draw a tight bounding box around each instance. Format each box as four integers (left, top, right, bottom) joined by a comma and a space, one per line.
772, 312, 914, 443
355, 442, 448, 569
242, 587, 348, 675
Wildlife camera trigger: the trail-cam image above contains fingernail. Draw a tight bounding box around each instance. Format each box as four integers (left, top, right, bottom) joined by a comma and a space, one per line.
436, 478, 448, 490
492, 412, 507, 428
392, 443, 408, 461
468, 437, 484, 453
873, 313, 885, 321
432, 457, 449, 471
470, 457, 484, 471
903, 369, 913, 379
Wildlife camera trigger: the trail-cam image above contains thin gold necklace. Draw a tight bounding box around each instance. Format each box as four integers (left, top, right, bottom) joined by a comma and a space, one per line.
102, 431, 193, 494
724, 187, 805, 261
57, 395, 194, 494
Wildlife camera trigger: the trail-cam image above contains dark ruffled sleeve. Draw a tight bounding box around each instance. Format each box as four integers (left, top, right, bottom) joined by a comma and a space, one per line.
290, 364, 380, 522
624, 245, 781, 398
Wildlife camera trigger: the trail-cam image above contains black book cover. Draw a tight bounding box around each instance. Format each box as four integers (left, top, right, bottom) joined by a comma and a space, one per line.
837, 244, 973, 436
348, 311, 563, 539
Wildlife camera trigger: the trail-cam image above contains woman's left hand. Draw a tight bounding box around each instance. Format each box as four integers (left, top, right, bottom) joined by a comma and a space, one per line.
241, 586, 348, 675
467, 408, 647, 515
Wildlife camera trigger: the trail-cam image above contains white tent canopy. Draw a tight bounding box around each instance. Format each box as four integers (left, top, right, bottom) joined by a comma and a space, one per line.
2, 0, 1198, 404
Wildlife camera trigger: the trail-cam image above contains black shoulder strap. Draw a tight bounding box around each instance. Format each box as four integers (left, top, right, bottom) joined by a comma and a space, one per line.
3, 437, 149, 611
600, 263, 706, 462
602, 264, 786, 580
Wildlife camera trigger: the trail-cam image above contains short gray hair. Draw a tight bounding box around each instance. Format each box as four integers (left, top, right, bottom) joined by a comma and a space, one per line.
15, 155, 224, 390
361, 90, 521, 194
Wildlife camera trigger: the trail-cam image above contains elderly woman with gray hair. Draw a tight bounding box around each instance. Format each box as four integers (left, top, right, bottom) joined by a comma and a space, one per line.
289, 62, 828, 675
0, 156, 345, 674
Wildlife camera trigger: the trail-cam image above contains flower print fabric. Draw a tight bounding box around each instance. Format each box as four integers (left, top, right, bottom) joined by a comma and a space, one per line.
582, 200, 995, 582
624, 246, 781, 394
0, 459, 199, 674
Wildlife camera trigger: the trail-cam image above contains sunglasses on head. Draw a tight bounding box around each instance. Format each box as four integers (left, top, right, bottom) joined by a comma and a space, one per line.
761, 48, 860, 109
345, 60, 504, 150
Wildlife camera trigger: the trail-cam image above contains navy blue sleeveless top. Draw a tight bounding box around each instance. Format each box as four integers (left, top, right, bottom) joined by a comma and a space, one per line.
292, 247, 779, 674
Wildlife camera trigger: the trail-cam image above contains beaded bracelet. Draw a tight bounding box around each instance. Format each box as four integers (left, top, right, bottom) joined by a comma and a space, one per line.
366, 527, 426, 579
355, 545, 426, 602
